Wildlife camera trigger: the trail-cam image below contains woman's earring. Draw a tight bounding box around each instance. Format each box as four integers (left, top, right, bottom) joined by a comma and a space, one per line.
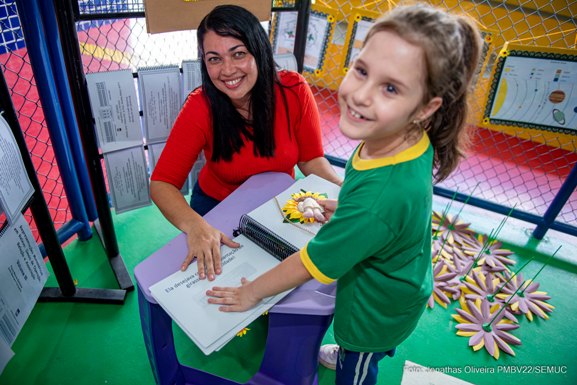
412, 120, 423, 130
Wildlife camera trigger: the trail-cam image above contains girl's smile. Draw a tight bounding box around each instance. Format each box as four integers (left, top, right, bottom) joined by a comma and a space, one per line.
338, 30, 441, 158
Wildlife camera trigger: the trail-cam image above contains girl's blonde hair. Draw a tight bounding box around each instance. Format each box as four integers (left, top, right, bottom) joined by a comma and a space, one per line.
365, 3, 482, 182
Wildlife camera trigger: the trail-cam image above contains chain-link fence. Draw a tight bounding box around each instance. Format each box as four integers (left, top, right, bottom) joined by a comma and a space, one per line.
2, 0, 576, 242
1, 0, 69, 242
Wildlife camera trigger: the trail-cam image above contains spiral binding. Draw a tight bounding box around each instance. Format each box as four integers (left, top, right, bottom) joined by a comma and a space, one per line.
235, 214, 298, 261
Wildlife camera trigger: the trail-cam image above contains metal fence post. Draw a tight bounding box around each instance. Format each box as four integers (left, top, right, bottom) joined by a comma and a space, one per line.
533, 162, 577, 240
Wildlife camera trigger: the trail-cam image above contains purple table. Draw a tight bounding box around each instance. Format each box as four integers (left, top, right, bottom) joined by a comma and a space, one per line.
135, 172, 336, 385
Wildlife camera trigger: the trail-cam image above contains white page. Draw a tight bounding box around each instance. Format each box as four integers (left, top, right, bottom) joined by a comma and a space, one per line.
303, 14, 330, 71
181, 59, 202, 99
0, 337, 14, 375
150, 235, 291, 355
147, 141, 165, 171
189, 151, 205, 188
273, 12, 298, 55
104, 146, 151, 213
274, 53, 298, 71
0, 114, 34, 225
247, 174, 340, 249
138, 66, 182, 144
401, 361, 475, 385
148, 142, 190, 195
347, 19, 374, 67
86, 69, 142, 153
0, 215, 49, 346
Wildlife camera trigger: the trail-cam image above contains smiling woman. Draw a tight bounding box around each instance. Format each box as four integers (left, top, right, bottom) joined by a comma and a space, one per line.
202, 31, 258, 113
149, 4, 342, 283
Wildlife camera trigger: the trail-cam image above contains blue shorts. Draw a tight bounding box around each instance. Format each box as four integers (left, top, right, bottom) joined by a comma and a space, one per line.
335, 347, 395, 385
189, 181, 221, 216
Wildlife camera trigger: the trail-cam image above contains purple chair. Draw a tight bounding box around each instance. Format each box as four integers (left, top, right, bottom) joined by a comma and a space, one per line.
135, 173, 336, 385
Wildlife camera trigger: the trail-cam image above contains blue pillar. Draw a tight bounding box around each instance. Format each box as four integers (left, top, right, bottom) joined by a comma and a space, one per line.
14, 0, 92, 240
38, 0, 98, 222
532, 162, 577, 240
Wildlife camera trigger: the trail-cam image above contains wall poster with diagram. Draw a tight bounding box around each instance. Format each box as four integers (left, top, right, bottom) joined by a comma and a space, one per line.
342, 8, 380, 71
483, 43, 577, 134
270, 4, 336, 74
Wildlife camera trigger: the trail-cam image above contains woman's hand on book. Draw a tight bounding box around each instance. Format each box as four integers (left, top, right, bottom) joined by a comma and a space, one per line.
206, 278, 260, 312
181, 220, 240, 281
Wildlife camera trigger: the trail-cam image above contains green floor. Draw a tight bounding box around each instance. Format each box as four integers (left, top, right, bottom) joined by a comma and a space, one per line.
1, 195, 576, 385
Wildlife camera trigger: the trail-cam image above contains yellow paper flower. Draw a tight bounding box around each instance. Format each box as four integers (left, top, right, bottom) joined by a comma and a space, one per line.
282, 190, 327, 224
236, 327, 250, 337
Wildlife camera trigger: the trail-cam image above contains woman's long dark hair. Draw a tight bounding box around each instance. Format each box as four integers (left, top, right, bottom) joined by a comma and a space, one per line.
197, 5, 279, 162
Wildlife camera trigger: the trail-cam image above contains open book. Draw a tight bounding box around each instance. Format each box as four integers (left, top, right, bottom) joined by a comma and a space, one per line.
149, 174, 341, 355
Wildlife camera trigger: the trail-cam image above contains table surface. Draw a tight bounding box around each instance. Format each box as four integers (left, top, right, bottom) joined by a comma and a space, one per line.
134, 172, 335, 316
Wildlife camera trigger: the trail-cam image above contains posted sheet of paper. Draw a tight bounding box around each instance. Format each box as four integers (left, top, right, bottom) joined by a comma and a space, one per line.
347, 19, 374, 67
104, 146, 150, 213
182, 59, 202, 99
489, 55, 577, 130
401, 361, 475, 385
189, 151, 205, 190
148, 142, 190, 195
0, 215, 49, 346
273, 12, 298, 56
138, 66, 182, 144
274, 53, 298, 71
0, 337, 14, 375
86, 69, 143, 153
0, 114, 33, 225
147, 142, 166, 171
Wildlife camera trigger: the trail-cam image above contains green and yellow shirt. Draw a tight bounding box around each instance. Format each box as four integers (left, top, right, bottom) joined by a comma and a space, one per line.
301, 134, 434, 352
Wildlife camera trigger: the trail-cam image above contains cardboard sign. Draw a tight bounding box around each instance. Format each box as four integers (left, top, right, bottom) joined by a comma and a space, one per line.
144, 0, 272, 34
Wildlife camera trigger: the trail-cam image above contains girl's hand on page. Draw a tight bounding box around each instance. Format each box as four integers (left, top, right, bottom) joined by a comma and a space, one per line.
182, 220, 239, 281
318, 199, 338, 222
206, 278, 260, 312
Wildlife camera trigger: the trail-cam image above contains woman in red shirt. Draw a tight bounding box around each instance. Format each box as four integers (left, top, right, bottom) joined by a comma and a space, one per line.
150, 5, 341, 281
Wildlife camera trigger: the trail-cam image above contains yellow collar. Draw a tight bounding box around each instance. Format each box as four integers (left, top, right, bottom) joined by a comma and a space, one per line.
352, 134, 431, 171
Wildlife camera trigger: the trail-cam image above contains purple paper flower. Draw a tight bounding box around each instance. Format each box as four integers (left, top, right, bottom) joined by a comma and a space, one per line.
432, 212, 476, 247
496, 272, 555, 321
461, 234, 516, 271
453, 298, 521, 359
461, 270, 517, 322
428, 260, 459, 309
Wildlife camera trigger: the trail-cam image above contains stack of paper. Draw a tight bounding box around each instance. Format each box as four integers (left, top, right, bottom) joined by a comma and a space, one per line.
149, 238, 291, 355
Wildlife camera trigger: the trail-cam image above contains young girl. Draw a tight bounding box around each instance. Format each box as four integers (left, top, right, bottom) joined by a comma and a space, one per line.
207, 4, 482, 384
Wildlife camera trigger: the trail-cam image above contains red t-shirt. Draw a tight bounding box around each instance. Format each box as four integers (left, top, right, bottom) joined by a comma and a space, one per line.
151, 71, 325, 201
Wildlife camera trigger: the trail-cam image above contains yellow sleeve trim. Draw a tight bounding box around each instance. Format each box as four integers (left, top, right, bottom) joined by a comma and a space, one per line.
300, 244, 335, 285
